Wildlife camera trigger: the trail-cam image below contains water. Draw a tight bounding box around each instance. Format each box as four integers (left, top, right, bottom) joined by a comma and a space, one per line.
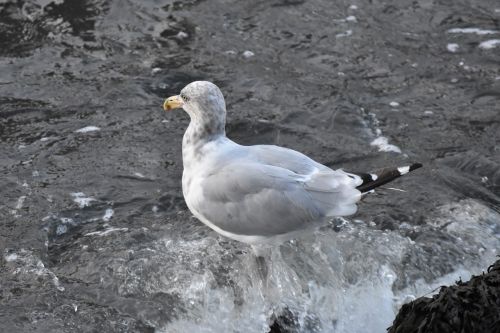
1, 0, 499, 332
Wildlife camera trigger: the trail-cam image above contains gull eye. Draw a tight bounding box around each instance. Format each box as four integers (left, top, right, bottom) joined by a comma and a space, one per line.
180, 93, 189, 102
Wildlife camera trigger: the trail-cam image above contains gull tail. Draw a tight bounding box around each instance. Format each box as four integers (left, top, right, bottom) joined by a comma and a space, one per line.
353, 163, 423, 193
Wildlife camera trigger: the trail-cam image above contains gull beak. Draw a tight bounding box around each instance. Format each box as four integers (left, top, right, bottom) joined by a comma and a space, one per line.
163, 95, 184, 111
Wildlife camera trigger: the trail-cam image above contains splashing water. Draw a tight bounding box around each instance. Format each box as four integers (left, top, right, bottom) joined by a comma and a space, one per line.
77, 199, 498, 333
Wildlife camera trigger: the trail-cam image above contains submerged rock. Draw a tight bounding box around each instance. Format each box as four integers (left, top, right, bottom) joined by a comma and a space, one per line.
389, 259, 500, 333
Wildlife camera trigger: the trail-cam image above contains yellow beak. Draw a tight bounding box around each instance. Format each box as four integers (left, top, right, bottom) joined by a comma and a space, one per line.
163, 95, 184, 111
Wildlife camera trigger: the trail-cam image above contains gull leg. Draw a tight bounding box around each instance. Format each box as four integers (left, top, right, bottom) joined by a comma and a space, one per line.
255, 255, 268, 280
252, 245, 270, 280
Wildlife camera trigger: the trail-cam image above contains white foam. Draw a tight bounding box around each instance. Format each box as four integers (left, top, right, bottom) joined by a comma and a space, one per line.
102, 208, 114, 222
75, 126, 100, 133
15, 196, 26, 210
349, 4, 358, 10
478, 39, 500, 49
134, 172, 146, 178
56, 217, 74, 235
56, 224, 68, 235
345, 15, 357, 22
370, 173, 378, 181
336, 30, 353, 38
447, 27, 498, 35
11, 196, 27, 217
242, 50, 255, 58
397, 166, 410, 175
389, 101, 400, 107
85, 227, 128, 237
176, 31, 189, 39
5, 253, 19, 262
70, 192, 96, 208
386, 187, 406, 192
4, 249, 64, 291
370, 136, 402, 153
447, 43, 459, 52
60, 217, 73, 224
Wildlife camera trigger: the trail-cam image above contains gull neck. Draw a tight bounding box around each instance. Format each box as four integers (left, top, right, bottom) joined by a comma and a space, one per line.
183, 104, 226, 144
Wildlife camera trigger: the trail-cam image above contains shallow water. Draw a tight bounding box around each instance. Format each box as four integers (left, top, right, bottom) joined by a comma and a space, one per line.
1, 0, 500, 332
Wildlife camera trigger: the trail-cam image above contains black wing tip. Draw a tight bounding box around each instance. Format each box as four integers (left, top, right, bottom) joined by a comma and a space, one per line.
409, 163, 423, 172
355, 162, 423, 193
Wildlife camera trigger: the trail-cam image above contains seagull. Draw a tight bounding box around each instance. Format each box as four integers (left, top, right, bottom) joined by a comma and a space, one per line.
163, 81, 421, 245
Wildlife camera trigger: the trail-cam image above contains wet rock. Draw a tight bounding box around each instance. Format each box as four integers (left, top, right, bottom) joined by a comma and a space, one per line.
269, 308, 299, 333
389, 259, 500, 333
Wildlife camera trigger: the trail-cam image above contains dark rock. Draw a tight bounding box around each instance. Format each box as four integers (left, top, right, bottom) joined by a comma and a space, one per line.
389, 259, 500, 333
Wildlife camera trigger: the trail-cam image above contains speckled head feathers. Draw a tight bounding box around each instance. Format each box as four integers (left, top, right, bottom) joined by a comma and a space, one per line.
180, 81, 225, 114
180, 81, 226, 139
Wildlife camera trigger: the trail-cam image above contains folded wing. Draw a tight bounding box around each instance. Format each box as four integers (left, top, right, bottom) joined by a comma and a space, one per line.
194, 156, 362, 237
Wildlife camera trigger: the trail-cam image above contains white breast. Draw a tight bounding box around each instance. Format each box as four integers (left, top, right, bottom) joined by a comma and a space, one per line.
182, 137, 235, 207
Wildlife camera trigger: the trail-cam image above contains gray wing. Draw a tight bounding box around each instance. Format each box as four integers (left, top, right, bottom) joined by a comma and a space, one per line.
195, 154, 362, 237
248, 144, 330, 174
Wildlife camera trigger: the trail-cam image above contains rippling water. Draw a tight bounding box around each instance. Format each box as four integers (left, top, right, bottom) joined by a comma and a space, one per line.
1, 0, 499, 332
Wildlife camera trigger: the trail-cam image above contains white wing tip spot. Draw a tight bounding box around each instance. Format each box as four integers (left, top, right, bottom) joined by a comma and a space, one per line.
397, 166, 410, 175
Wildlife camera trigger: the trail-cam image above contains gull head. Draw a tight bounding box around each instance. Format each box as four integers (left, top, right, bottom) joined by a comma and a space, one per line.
163, 81, 226, 121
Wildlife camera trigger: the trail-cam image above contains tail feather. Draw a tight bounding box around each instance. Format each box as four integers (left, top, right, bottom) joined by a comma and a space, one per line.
354, 163, 422, 193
